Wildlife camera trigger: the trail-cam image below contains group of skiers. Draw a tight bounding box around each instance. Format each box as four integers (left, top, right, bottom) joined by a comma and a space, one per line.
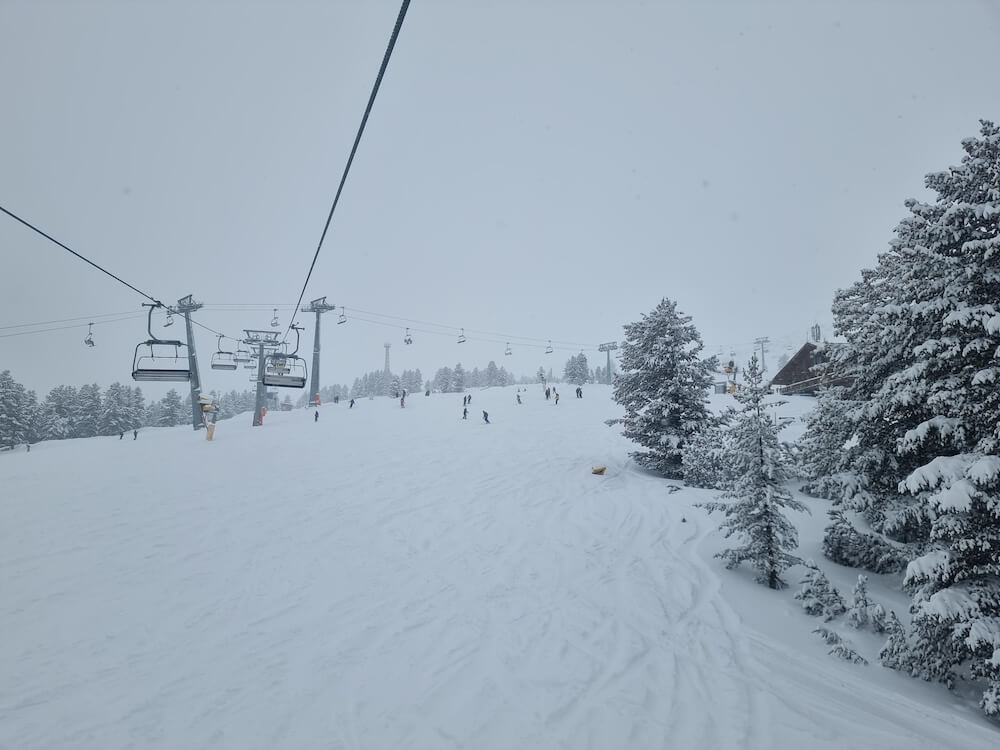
317, 383, 580, 427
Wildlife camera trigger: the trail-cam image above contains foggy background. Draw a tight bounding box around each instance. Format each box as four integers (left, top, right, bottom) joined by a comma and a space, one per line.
3, 0, 998, 399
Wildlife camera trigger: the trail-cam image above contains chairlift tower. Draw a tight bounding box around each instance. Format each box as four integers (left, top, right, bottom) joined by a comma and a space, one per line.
754, 336, 770, 373
301, 296, 335, 406
244, 329, 281, 426
175, 294, 204, 431
384, 342, 391, 375
598, 341, 618, 385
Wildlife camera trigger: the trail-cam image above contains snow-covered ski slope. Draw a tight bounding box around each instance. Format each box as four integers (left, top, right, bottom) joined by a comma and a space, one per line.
3, 386, 997, 749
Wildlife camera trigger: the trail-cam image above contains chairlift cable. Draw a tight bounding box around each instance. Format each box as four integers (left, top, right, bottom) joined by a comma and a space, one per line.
282, 0, 411, 341
0, 204, 165, 306
0, 204, 243, 344
0, 309, 139, 331
0, 313, 145, 339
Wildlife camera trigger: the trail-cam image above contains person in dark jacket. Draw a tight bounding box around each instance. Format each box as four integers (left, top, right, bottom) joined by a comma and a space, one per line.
482, 410, 490, 424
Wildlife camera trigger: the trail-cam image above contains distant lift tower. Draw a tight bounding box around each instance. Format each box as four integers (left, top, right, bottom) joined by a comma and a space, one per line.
175, 294, 204, 430
243, 329, 281, 426
384, 342, 391, 374
598, 341, 618, 385
754, 336, 770, 373
301, 296, 335, 406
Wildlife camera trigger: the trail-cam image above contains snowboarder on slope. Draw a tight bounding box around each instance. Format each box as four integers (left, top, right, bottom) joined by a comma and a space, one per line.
482, 410, 490, 424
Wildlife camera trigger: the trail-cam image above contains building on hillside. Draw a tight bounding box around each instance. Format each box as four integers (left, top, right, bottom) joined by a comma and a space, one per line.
768, 342, 849, 395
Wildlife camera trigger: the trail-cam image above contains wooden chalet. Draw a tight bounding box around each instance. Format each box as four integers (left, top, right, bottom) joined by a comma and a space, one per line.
769, 342, 848, 395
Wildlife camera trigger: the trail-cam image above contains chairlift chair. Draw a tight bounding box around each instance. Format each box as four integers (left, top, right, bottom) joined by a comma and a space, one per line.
132, 303, 192, 382
210, 335, 238, 371
270, 308, 280, 327
505, 342, 512, 356
545, 340, 553, 354
84, 322, 95, 347
337, 306, 347, 324
404, 328, 413, 345
163, 309, 175, 327
262, 324, 307, 388
234, 343, 251, 363
457, 328, 466, 344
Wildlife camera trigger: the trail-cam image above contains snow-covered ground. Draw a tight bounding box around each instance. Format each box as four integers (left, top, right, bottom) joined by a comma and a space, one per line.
2, 385, 997, 749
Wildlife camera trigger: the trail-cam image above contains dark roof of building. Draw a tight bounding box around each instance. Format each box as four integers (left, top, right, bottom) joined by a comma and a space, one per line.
769, 341, 849, 395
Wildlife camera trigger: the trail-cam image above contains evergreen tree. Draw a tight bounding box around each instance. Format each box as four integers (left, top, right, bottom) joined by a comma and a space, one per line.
822, 509, 908, 574
878, 611, 911, 671
129, 387, 147, 429
433, 367, 453, 393
452, 363, 466, 393
159, 389, 184, 427
612, 297, 716, 478
39, 385, 79, 440
100, 382, 134, 436
682, 409, 735, 489
485, 361, 502, 387
886, 121, 1000, 717
699, 356, 807, 588
76, 384, 103, 437
847, 575, 872, 630
795, 563, 848, 620
0, 371, 30, 448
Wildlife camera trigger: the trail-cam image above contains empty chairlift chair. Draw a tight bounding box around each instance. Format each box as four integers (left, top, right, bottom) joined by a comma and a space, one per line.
233, 343, 251, 364
262, 324, 307, 388
211, 335, 238, 371
131, 303, 192, 382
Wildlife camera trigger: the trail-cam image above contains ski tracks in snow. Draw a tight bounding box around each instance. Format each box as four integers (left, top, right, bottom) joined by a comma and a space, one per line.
4, 390, 998, 749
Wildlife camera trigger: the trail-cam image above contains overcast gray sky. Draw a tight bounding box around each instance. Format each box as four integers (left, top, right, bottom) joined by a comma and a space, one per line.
3, 0, 999, 399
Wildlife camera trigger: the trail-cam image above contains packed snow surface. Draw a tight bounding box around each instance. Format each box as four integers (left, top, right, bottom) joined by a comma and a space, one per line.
2, 386, 997, 749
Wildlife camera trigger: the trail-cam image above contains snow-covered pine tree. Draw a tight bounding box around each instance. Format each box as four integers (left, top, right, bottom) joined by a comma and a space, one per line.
563, 354, 589, 386
129, 387, 146, 429
699, 355, 807, 588
822, 508, 908, 573
878, 611, 911, 671
886, 121, 1000, 716
612, 297, 716, 479
847, 575, 871, 629
485, 361, 502, 387
433, 367, 453, 393
681, 409, 735, 489
100, 383, 134, 436
797, 383, 860, 500
804, 233, 949, 549
0, 371, 29, 449
159, 389, 184, 427
795, 562, 848, 620
869, 602, 888, 634
452, 364, 466, 393
76, 384, 103, 437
